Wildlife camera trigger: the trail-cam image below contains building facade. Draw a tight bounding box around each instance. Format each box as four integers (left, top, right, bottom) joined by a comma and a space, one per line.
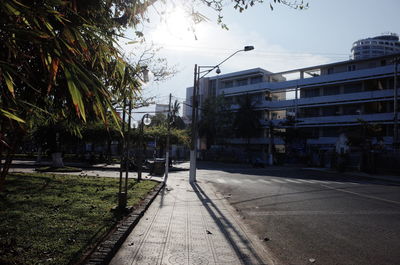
185, 53, 400, 159
351, 33, 400, 60
155, 103, 169, 116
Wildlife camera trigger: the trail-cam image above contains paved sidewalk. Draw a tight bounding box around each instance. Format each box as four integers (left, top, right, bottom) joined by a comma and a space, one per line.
109, 171, 273, 265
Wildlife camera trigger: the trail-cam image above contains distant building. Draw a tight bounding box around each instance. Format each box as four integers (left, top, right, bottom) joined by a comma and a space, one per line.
155, 104, 169, 116
351, 33, 400, 60
185, 53, 400, 157
183, 87, 193, 125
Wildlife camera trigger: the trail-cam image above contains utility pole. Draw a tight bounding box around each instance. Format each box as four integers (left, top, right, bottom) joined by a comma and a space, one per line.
189, 64, 198, 183
394, 57, 399, 149
124, 99, 132, 196
164, 93, 172, 183
118, 101, 127, 210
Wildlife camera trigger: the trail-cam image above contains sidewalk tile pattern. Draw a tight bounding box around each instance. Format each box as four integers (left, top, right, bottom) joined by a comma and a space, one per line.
110, 174, 268, 265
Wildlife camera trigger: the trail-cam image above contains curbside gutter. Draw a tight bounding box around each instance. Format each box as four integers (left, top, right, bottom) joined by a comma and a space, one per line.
83, 181, 165, 265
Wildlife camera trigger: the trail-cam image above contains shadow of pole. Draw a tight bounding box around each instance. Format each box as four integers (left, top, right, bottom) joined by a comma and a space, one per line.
159, 185, 167, 209
190, 182, 266, 265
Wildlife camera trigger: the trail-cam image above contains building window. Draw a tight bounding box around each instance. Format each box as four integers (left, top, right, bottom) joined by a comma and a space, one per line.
302, 87, 320, 98
342, 104, 361, 115
250, 76, 263, 84
327, 68, 334, 74
322, 106, 339, 116
237, 78, 248, 86
343, 82, 362, 94
223, 80, 233, 88
347, 64, 356, 71
322, 127, 338, 137
323, 85, 340, 96
299, 107, 320, 118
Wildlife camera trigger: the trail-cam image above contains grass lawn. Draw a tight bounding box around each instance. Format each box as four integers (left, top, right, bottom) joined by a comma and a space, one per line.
35, 166, 83, 173
0, 172, 158, 265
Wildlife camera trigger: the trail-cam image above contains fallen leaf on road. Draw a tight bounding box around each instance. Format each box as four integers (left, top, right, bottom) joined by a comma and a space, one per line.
309, 258, 316, 263
206, 230, 213, 235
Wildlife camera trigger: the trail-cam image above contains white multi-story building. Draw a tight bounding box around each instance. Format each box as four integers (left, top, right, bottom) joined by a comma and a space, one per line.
155, 103, 169, 116
185, 53, 400, 155
351, 33, 400, 60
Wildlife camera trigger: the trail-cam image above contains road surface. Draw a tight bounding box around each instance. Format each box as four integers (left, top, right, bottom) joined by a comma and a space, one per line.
196, 163, 400, 265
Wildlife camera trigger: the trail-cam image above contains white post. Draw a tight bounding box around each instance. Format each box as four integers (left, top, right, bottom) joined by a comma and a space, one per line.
189, 150, 197, 183
189, 65, 198, 183
164, 93, 172, 183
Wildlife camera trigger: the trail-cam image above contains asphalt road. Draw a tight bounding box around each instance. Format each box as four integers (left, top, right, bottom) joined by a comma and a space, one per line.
196, 162, 400, 265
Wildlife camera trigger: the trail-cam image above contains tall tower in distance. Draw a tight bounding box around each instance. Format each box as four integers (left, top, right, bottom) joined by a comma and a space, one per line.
351, 33, 400, 60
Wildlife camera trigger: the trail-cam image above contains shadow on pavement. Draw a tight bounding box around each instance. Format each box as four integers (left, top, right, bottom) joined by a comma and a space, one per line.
191, 182, 266, 265
197, 161, 400, 187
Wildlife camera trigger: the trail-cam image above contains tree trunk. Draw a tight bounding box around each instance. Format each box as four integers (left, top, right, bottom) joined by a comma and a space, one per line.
0, 140, 17, 191
36, 147, 43, 164
51, 152, 64, 168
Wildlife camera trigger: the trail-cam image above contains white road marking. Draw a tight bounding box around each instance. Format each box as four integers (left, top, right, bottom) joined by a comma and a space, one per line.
270, 179, 286, 184
299, 179, 316, 184
241, 179, 257, 183
284, 178, 302, 184
320, 184, 400, 206
258, 179, 272, 184
230, 179, 242, 184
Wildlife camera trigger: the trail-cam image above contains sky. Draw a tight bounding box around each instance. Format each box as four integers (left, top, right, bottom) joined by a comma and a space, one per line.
120, 0, 400, 116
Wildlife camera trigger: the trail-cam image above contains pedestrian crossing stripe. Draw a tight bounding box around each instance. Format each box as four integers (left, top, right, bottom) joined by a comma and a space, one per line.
270, 179, 286, 184
283, 178, 302, 184
258, 179, 271, 184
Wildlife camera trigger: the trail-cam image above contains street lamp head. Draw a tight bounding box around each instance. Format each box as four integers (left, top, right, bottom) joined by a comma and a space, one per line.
244, 46, 254, 51
143, 116, 151, 125
216, 67, 221, 74
132, 120, 139, 129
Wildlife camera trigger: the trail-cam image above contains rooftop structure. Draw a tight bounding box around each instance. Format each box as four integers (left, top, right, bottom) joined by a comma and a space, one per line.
351, 33, 400, 60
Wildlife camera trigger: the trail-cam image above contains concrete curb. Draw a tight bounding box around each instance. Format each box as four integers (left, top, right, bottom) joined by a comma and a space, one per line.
83, 181, 165, 265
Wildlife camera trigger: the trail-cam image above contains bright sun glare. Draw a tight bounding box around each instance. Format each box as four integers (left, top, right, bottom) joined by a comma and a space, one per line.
150, 6, 205, 49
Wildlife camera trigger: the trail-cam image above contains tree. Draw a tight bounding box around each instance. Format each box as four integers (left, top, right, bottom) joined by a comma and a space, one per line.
0, 0, 148, 187
145, 125, 189, 155
170, 100, 186, 129
277, 115, 308, 155
198, 95, 233, 149
347, 119, 384, 172
233, 94, 261, 155
0, 0, 306, 188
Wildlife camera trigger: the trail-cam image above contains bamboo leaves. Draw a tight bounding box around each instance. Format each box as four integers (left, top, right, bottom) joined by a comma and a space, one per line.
64, 68, 86, 122
4, 72, 15, 97
0, 109, 25, 124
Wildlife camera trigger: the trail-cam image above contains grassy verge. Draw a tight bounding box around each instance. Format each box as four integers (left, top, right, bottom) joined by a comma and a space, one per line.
35, 166, 82, 172
0, 172, 158, 265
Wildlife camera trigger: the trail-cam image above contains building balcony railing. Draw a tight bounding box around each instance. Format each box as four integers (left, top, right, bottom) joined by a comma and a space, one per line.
296, 89, 394, 107
225, 137, 285, 145
219, 65, 395, 98
297, 112, 397, 126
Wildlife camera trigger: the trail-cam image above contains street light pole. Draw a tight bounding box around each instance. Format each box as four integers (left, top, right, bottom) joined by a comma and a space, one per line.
138, 114, 151, 182
394, 57, 399, 149
118, 101, 127, 210
189, 64, 198, 183
189, 46, 254, 183
164, 93, 172, 183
